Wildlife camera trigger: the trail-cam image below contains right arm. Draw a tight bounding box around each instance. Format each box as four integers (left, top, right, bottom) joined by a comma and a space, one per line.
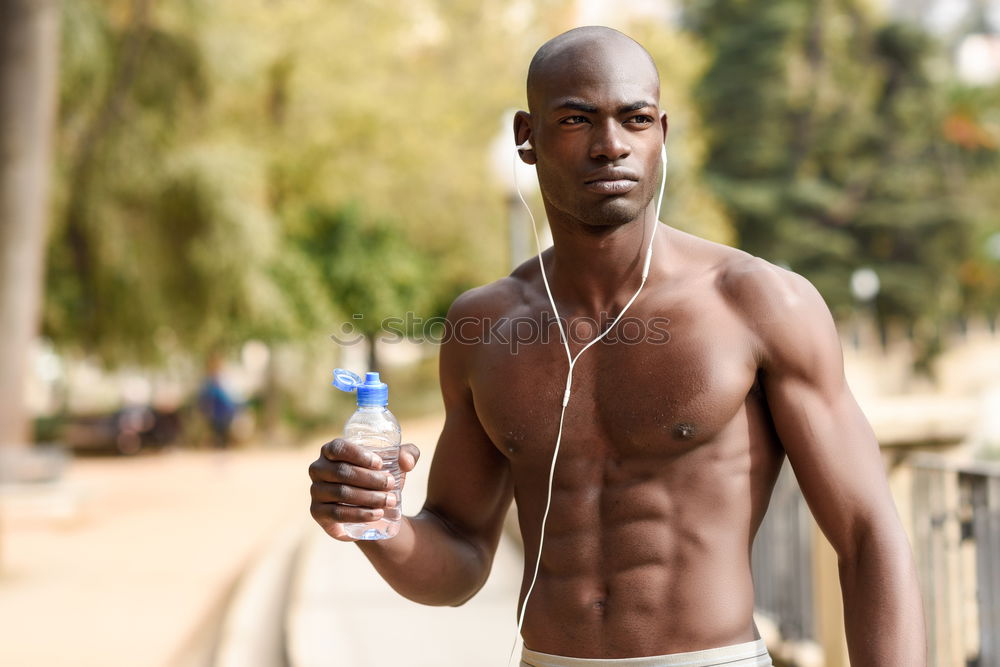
309, 291, 514, 606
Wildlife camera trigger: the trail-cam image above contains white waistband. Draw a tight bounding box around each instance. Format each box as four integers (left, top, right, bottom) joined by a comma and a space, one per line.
521, 638, 772, 667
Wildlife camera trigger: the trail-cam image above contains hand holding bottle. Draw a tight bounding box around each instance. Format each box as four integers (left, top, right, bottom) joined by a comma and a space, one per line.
308, 436, 421, 542
308, 370, 421, 541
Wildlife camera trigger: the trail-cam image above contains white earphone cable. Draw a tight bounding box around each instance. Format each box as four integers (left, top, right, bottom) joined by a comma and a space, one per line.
505, 143, 668, 666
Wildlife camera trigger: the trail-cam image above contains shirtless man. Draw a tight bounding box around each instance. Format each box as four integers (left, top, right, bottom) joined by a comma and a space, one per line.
309, 26, 926, 666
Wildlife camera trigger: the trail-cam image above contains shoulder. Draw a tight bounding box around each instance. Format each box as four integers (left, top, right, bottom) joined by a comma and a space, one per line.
446, 277, 529, 324
438, 263, 540, 385
663, 231, 823, 319
718, 254, 823, 322
657, 230, 828, 331
445, 252, 546, 322
715, 253, 840, 376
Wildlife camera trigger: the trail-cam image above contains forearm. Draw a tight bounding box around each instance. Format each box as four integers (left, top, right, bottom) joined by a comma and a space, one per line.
356, 508, 493, 606
839, 526, 927, 666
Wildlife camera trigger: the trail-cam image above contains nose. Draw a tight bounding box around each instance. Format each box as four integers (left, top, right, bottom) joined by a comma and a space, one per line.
589, 120, 630, 162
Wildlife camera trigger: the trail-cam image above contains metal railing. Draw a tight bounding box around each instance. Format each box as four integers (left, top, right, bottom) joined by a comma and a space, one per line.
752, 460, 816, 642
910, 456, 1000, 667
751, 455, 1000, 667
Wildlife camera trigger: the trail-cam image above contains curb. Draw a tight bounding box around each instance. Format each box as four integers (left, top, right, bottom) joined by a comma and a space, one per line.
213, 518, 310, 667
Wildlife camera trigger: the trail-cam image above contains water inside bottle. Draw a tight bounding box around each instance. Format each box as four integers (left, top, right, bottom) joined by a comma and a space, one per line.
343, 446, 401, 540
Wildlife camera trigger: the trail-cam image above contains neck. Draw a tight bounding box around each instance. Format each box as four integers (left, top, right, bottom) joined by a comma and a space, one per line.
542, 201, 663, 315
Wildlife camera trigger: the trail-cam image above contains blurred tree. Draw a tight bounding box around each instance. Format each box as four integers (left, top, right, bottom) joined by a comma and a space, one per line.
0, 0, 60, 451
0, 0, 60, 571
48, 0, 209, 362
686, 0, 1000, 371
44, 0, 565, 371
293, 204, 435, 370
624, 21, 735, 245
943, 83, 1000, 322
42, 0, 762, 423
204, 0, 541, 297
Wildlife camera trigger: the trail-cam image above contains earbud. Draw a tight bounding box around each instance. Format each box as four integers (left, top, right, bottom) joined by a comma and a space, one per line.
517, 138, 533, 152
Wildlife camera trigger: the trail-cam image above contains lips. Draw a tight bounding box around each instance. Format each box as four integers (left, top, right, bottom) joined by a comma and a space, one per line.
584, 179, 637, 195
584, 168, 639, 196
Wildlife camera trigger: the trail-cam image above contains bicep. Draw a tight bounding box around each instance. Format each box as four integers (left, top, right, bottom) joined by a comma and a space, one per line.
422, 392, 513, 549
759, 276, 898, 559
420, 315, 513, 560
764, 369, 895, 557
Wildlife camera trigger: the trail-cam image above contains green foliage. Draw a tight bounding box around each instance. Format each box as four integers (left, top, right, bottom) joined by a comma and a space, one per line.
47, 0, 225, 363
624, 21, 735, 244
686, 0, 1000, 368
46, 0, 543, 367
48, 0, 999, 380
292, 204, 439, 340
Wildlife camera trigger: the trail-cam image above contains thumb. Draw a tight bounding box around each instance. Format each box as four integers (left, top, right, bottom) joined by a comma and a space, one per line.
398, 443, 420, 473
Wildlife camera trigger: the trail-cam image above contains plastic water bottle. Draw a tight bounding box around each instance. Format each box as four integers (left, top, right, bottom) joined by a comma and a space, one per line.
332, 369, 402, 540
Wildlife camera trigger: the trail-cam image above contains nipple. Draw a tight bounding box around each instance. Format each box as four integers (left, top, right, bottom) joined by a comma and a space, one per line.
673, 423, 696, 440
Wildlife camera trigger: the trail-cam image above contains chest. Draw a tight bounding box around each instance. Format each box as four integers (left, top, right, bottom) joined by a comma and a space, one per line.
468, 301, 759, 463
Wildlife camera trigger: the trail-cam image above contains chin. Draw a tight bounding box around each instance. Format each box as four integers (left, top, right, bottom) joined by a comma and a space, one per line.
580, 200, 643, 228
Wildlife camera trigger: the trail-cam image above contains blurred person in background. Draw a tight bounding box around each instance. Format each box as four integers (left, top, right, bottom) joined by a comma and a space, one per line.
309, 26, 926, 667
197, 353, 239, 450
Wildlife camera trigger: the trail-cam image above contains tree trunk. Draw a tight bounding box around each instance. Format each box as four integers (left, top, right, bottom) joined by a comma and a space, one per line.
367, 336, 379, 372
0, 0, 60, 572
0, 0, 60, 451
260, 344, 281, 441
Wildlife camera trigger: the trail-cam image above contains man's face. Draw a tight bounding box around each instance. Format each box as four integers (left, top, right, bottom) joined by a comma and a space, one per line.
526, 46, 666, 229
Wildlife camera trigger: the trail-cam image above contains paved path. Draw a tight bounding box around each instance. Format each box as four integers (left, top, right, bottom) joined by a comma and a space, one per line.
0, 444, 311, 667
287, 526, 522, 667
286, 413, 522, 667
0, 413, 526, 667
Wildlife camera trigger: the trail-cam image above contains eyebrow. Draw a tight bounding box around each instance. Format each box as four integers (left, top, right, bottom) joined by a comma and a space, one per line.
552, 98, 656, 114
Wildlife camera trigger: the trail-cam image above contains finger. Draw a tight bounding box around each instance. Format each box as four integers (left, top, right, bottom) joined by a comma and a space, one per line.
311, 482, 397, 509
311, 501, 384, 524
331, 461, 396, 490
309, 456, 394, 488
321, 438, 383, 469
398, 443, 420, 473
309, 503, 356, 542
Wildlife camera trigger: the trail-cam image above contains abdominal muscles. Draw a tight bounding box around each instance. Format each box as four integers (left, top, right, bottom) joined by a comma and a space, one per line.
516, 451, 760, 659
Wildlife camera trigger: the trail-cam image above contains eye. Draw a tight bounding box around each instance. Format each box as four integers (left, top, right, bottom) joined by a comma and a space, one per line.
626, 115, 655, 126
560, 115, 590, 125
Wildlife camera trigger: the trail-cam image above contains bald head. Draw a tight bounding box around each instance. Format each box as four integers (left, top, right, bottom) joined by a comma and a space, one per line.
526, 26, 660, 112
513, 26, 667, 229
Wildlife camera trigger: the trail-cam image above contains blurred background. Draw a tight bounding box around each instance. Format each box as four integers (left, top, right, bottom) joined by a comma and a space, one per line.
1, 0, 998, 665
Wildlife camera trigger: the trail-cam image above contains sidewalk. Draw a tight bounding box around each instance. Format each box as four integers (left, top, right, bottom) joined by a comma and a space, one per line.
0, 413, 526, 667
286, 413, 522, 667
287, 525, 522, 666
0, 443, 312, 667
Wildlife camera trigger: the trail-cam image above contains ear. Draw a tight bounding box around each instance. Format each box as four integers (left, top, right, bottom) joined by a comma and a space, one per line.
660, 111, 669, 145
513, 110, 536, 165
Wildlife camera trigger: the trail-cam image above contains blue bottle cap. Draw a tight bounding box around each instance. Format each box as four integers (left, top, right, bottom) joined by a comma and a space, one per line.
332, 369, 388, 407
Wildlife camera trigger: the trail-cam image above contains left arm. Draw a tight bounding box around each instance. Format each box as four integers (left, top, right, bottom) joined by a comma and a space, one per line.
737, 261, 926, 666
